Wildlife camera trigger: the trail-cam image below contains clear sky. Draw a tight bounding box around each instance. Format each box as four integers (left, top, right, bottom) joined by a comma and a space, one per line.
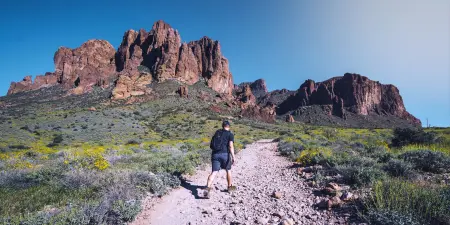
1, 0, 449, 126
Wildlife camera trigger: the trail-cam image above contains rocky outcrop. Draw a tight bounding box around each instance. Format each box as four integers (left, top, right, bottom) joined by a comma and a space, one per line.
277, 73, 420, 125
241, 102, 276, 123
237, 79, 268, 98
286, 115, 295, 123
111, 71, 152, 100
258, 88, 295, 106
7, 73, 59, 95
115, 20, 233, 95
235, 84, 276, 123
8, 20, 233, 97
177, 85, 188, 98
237, 84, 257, 106
54, 40, 117, 94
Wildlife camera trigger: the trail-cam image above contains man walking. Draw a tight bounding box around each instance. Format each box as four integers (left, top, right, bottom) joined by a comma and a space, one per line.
204, 121, 236, 198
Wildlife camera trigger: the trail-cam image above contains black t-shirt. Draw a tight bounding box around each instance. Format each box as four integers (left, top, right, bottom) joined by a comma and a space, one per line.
216, 129, 234, 154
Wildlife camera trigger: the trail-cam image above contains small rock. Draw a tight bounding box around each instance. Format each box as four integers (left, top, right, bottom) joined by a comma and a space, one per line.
273, 211, 285, 217
340, 191, 354, 201
316, 199, 329, 209
256, 217, 269, 224
279, 218, 295, 225
88, 107, 96, 111
323, 187, 342, 197
272, 191, 283, 199
327, 196, 343, 209
326, 182, 341, 191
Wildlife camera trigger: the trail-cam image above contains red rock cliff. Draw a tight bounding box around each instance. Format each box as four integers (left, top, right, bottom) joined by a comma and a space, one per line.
277, 73, 421, 125
7, 20, 234, 96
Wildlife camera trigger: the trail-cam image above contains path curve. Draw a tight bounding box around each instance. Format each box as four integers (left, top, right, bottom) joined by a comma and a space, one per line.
132, 140, 348, 225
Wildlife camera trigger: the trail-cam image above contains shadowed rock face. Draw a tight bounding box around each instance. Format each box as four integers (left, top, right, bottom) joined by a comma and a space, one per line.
236, 79, 268, 98
276, 73, 421, 125
115, 21, 233, 95
8, 20, 234, 96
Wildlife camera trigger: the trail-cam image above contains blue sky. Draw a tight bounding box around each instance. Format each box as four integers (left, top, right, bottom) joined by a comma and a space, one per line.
1, 0, 449, 126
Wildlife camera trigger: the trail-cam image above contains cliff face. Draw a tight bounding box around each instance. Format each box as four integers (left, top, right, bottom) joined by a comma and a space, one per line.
276, 73, 421, 125
8, 20, 234, 96
114, 20, 233, 95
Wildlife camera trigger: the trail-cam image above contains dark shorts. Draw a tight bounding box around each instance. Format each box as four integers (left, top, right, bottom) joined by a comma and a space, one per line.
211, 152, 232, 172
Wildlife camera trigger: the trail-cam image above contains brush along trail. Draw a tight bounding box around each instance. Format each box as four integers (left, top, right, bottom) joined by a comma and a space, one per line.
132, 140, 349, 225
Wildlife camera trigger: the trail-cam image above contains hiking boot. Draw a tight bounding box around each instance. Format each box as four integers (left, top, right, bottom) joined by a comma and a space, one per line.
204, 187, 211, 199
227, 185, 236, 192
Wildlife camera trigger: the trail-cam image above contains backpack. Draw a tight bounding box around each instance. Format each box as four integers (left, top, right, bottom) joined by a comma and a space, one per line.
210, 129, 227, 152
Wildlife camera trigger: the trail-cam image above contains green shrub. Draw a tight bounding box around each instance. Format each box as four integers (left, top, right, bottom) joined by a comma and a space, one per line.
336, 164, 386, 187
130, 171, 180, 196
323, 128, 337, 140
278, 140, 304, 160
383, 159, 414, 178
365, 209, 421, 225
392, 128, 440, 147
369, 179, 450, 224
400, 150, 450, 173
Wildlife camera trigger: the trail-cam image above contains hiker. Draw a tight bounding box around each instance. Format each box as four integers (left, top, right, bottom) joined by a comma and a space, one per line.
204, 121, 236, 198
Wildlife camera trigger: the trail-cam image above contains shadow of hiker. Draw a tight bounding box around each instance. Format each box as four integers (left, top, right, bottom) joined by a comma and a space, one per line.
179, 177, 208, 199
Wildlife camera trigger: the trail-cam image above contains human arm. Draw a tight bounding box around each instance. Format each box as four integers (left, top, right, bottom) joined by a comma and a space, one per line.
229, 141, 235, 164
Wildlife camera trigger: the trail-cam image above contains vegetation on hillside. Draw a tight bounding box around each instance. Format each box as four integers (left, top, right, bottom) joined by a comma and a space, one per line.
278, 126, 450, 225
0, 81, 448, 224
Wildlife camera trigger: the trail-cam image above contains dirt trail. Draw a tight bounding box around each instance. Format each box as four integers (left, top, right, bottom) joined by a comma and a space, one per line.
132, 140, 348, 225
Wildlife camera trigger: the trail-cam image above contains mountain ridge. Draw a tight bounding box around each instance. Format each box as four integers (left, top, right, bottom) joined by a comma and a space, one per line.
4, 20, 421, 127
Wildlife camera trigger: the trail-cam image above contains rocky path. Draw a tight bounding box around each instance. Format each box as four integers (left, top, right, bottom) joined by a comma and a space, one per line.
131, 140, 348, 225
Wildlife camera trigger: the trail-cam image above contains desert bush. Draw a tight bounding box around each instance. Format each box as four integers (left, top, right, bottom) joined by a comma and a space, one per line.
130, 171, 180, 196
391, 128, 440, 147
400, 150, 450, 173
2, 198, 142, 225
8, 144, 30, 150
126, 139, 141, 145
383, 159, 414, 178
362, 145, 388, 159
296, 147, 332, 166
336, 164, 386, 187
47, 134, 64, 147
0, 166, 65, 189
365, 209, 421, 225
369, 179, 450, 224
61, 169, 101, 190
278, 140, 304, 160
337, 156, 377, 167
323, 128, 337, 140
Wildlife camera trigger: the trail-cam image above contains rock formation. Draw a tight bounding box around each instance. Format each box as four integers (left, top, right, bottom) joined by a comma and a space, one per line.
7, 73, 59, 95
8, 20, 234, 96
111, 72, 152, 100
177, 85, 189, 98
276, 73, 420, 125
54, 40, 117, 94
235, 83, 276, 123
5, 21, 420, 127
286, 115, 295, 123
236, 79, 268, 98
115, 20, 233, 95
